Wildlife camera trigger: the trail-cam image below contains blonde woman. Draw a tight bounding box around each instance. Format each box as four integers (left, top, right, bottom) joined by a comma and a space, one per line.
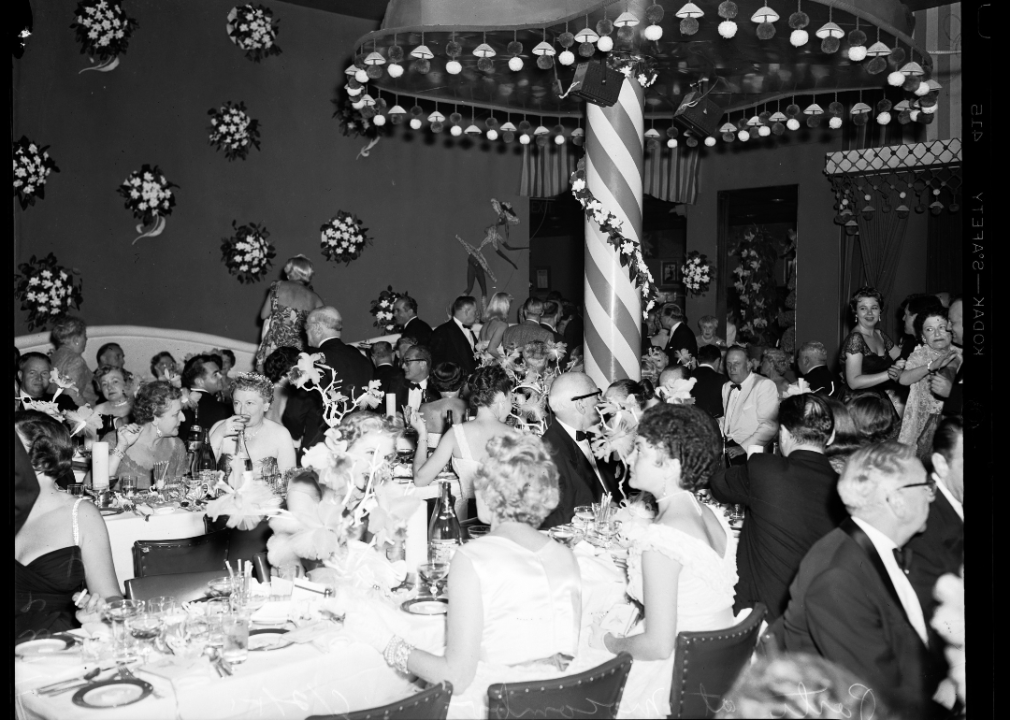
479, 292, 512, 359
254, 256, 325, 371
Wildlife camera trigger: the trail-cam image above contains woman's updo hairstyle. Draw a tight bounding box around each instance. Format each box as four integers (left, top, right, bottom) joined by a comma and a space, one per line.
337, 411, 401, 447
283, 255, 314, 284
913, 307, 948, 342
262, 347, 301, 384
606, 378, 656, 407
133, 381, 183, 425
232, 372, 274, 402
95, 364, 133, 391
846, 390, 899, 443
467, 365, 513, 410
431, 362, 464, 393
474, 433, 558, 527
848, 286, 884, 316
15, 410, 74, 487
636, 404, 722, 492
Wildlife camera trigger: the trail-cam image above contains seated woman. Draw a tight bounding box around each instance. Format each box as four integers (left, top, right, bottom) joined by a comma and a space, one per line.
104, 381, 187, 489
695, 315, 726, 348
822, 396, 861, 475
209, 373, 296, 478
49, 315, 98, 407
409, 365, 515, 520
150, 351, 180, 383
94, 365, 134, 437
16, 411, 121, 642
590, 403, 737, 719
759, 348, 791, 398
898, 308, 959, 458
340, 433, 582, 719
478, 292, 512, 359
417, 362, 469, 443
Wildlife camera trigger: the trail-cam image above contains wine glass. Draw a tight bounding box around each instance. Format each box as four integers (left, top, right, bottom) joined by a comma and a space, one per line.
573, 505, 594, 532
417, 563, 449, 599
119, 475, 137, 500
102, 599, 144, 659
152, 461, 170, 493
127, 611, 163, 659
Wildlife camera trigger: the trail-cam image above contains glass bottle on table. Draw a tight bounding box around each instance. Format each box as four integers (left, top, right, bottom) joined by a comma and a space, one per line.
428, 478, 461, 564
230, 428, 255, 488
185, 410, 203, 477
194, 429, 217, 496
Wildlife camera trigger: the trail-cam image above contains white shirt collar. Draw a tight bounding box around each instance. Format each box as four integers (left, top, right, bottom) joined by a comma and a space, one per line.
669, 320, 682, 333
453, 317, 468, 333
542, 320, 556, 331
934, 478, 964, 520
404, 316, 415, 327
557, 418, 582, 443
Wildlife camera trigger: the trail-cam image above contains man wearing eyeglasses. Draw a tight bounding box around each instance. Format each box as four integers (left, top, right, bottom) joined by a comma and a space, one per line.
538, 373, 616, 530
781, 441, 947, 719
390, 345, 439, 412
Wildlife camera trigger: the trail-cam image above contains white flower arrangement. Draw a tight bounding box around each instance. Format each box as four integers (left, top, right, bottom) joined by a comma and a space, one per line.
680, 251, 713, 295
13, 136, 59, 209
70, 0, 138, 63
370, 286, 403, 333
117, 164, 177, 226
221, 221, 275, 283
320, 211, 370, 265
15, 253, 84, 330
208, 102, 261, 161
226, 4, 282, 62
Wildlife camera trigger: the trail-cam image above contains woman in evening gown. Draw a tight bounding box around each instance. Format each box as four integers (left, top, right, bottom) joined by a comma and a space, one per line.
839, 286, 904, 408
254, 255, 324, 372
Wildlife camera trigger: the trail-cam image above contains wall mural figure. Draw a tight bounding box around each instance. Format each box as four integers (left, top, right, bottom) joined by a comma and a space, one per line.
457, 198, 527, 299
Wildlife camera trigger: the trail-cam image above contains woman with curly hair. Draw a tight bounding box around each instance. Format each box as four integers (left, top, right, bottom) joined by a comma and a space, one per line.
898, 307, 959, 458
209, 372, 296, 477
100, 380, 187, 489
839, 286, 905, 400
589, 403, 739, 719
94, 365, 134, 437
336, 433, 582, 719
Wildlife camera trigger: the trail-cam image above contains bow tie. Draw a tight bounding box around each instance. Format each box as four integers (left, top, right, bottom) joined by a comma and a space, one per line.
892, 547, 913, 574
730, 383, 742, 392
407, 382, 422, 391
575, 430, 595, 442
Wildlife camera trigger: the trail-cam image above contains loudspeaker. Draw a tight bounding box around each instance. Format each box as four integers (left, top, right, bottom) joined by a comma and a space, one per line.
673, 91, 724, 137
569, 60, 624, 107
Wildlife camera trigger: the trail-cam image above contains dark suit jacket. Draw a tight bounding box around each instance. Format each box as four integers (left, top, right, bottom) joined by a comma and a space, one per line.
389, 374, 440, 411
15, 434, 40, 536
783, 521, 945, 718
399, 317, 433, 347
690, 365, 728, 419
905, 490, 963, 620
802, 365, 839, 397
563, 315, 584, 357
664, 321, 698, 365
182, 390, 232, 431
301, 337, 375, 449
538, 421, 617, 530
430, 320, 477, 377
373, 364, 402, 396
710, 450, 845, 620
942, 363, 963, 416
540, 323, 564, 344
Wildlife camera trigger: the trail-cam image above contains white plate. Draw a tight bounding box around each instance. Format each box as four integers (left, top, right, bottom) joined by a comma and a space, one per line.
16, 637, 74, 658
73, 679, 152, 708
401, 598, 448, 615
248, 629, 293, 651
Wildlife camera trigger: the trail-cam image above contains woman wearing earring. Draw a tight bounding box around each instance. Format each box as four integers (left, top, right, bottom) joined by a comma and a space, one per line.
209, 373, 296, 476
840, 286, 905, 401
589, 403, 738, 719
104, 381, 187, 489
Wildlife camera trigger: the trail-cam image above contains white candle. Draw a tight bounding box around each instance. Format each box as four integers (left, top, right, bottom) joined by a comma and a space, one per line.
385, 393, 396, 418
92, 442, 109, 489
405, 502, 428, 569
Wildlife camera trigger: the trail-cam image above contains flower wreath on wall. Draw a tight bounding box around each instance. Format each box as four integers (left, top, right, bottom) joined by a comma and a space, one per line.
370, 286, 403, 334
221, 221, 275, 283
226, 4, 281, 62
730, 225, 782, 346
13, 137, 60, 209
570, 163, 657, 317
70, 0, 139, 73
320, 211, 370, 265
15, 254, 84, 331
117, 164, 178, 244
680, 251, 713, 296
208, 102, 261, 161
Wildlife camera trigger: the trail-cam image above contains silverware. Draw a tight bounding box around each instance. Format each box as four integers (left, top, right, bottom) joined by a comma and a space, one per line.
37, 668, 102, 695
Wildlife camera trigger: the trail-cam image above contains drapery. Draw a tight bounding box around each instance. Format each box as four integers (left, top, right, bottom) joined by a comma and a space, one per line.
852, 179, 910, 339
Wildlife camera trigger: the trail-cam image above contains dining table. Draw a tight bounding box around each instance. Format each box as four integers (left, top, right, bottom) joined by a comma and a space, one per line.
102, 503, 209, 585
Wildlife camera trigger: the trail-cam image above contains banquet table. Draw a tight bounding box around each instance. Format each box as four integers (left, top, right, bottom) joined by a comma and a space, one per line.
103, 505, 208, 585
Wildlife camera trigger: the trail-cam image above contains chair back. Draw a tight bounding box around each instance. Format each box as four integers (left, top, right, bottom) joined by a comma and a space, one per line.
669, 604, 767, 719
486, 653, 633, 720
226, 519, 274, 569
132, 529, 231, 578
306, 681, 452, 720
124, 569, 226, 602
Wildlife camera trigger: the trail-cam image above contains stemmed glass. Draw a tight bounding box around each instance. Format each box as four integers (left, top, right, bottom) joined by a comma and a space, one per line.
417, 563, 449, 599
119, 475, 137, 501
102, 599, 144, 660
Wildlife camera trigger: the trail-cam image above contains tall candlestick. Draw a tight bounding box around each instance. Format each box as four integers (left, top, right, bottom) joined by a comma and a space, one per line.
92, 442, 110, 489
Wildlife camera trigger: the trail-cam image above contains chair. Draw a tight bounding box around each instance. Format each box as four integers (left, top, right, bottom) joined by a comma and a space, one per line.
124, 569, 226, 602
668, 603, 767, 719
132, 529, 231, 578
204, 515, 274, 570
253, 552, 271, 584
306, 681, 453, 720
486, 653, 633, 720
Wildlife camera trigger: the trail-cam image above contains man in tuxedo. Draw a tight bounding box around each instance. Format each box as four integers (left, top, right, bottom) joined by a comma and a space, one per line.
690, 344, 727, 419
369, 341, 401, 395
181, 354, 232, 430
539, 372, 617, 530
561, 301, 584, 359
930, 297, 963, 416
394, 336, 417, 368
721, 346, 779, 464
540, 301, 564, 344
796, 341, 838, 397
430, 296, 479, 377
389, 345, 440, 411
710, 393, 846, 620
17, 353, 76, 412
661, 302, 698, 366
782, 442, 945, 718
393, 295, 433, 347
502, 297, 554, 351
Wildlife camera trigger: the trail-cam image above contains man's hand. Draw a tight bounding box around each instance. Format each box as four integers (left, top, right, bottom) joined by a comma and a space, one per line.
726, 446, 746, 459
930, 374, 953, 399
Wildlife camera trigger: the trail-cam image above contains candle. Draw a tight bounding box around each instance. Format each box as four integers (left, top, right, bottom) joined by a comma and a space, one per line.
385, 393, 396, 418
404, 502, 428, 569
92, 442, 109, 489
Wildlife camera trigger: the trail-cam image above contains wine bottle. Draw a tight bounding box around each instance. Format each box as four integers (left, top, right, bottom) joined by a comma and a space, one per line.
185, 417, 204, 478
196, 429, 217, 488
428, 479, 461, 564
232, 429, 255, 488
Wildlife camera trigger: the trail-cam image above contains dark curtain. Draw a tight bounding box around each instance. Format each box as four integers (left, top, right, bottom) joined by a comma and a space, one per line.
927, 209, 962, 295
852, 179, 910, 340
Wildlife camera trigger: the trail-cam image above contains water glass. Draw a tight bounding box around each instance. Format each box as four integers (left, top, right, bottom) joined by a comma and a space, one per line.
417, 563, 449, 599
573, 505, 594, 531
101, 599, 144, 659
164, 616, 209, 662
203, 599, 231, 648
147, 596, 177, 618
119, 475, 137, 499
127, 611, 163, 658
221, 611, 250, 664
152, 461, 170, 491
67, 483, 85, 497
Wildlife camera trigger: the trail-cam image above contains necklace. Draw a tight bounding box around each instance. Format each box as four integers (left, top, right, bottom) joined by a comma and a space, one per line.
243, 422, 264, 440
112, 399, 130, 408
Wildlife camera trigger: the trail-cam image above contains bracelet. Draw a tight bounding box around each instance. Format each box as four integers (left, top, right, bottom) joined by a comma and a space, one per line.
382, 635, 414, 674
112, 446, 126, 459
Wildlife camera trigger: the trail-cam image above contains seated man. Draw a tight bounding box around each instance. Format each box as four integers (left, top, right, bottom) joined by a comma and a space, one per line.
17, 353, 76, 412
690, 344, 727, 419
796, 341, 838, 397
721, 346, 779, 464
393, 336, 417, 368
389, 345, 440, 412
370, 341, 402, 395
181, 354, 232, 430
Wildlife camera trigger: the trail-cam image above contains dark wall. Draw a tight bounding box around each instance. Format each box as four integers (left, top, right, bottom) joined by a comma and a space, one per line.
13, 0, 528, 342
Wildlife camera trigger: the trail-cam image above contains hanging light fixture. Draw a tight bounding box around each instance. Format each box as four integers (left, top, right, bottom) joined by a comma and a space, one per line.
847, 18, 867, 61
752, 1, 779, 40
676, 3, 703, 36
717, 1, 738, 38
575, 18, 599, 57
596, 9, 615, 52
643, 2, 665, 40
816, 8, 844, 54
789, 0, 810, 46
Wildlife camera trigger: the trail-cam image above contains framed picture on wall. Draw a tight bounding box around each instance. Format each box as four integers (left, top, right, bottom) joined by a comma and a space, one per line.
660, 260, 678, 287
535, 267, 551, 290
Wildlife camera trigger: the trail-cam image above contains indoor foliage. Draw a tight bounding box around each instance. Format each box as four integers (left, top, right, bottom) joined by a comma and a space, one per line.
226, 4, 281, 62
208, 102, 261, 161
13, 136, 59, 209
221, 221, 275, 283
320, 211, 370, 265
370, 286, 404, 334
15, 254, 84, 330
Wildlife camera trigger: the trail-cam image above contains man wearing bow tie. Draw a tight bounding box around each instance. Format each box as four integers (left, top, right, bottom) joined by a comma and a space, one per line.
430, 296, 479, 377
390, 345, 439, 412
539, 372, 616, 530
721, 346, 779, 464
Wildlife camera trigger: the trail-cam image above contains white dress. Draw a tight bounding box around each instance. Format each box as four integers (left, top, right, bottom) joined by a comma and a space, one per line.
450, 424, 481, 522
447, 536, 582, 719
617, 501, 739, 718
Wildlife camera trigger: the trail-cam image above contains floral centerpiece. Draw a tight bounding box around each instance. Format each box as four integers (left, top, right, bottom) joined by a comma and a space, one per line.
655, 376, 698, 404
13, 137, 60, 209
220, 221, 275, 283
730, 225, 782, 346
476, 340, 568, 436
15, 254, 84, 330
117, 164, 178, 244
639, 347, 669, 383
226, 4, 281, 62
20, 369, 104, 437
320, 211, 370, 265
680, 251, 713, 296
370, 286, 403, 334
208, 102, 261, 161
70, 0, 139, 71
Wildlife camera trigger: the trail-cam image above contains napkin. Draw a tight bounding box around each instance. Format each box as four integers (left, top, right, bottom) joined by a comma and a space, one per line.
572, 540, 602, 558
251, 601, 291, 625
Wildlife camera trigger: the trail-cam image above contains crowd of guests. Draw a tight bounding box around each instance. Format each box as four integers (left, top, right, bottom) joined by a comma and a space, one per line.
14, 263, 965, 718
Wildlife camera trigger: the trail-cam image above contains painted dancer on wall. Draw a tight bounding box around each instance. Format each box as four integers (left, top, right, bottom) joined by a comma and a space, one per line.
457, 198, 527, 299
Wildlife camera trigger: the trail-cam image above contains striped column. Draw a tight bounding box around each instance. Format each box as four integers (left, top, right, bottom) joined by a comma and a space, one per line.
583, 77, 644, 388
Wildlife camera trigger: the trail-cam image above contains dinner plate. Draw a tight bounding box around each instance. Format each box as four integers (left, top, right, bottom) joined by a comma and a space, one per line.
248, 628, 293, 651
401, 597, 448, 615
16, 636, 76, 658
72, 678, 152, 708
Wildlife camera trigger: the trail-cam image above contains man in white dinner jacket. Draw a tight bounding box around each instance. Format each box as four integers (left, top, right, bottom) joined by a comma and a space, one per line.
720, 346, 778, 464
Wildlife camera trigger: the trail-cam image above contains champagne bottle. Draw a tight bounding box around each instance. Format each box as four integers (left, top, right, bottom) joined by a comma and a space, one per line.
232, 429, 255, 488
428, 479, 461, 564
196, 429, 217, 488
185, 415, 204, 478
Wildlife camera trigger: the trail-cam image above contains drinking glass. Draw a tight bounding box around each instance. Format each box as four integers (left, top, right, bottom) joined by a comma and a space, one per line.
417, 563, 449, 598
152, 461, 170, 492
730, 504, 745, 523
203, 599, 231, 648
164, 616, 209, 662
259, 457, 278, 483
147, 596, 177, 618
101, 599, 144, 659
119, 475, 137, 500
573, 505, 594, 532
221, 611, 250, 664
67, 483, 85, 497
127, 611, 163, 659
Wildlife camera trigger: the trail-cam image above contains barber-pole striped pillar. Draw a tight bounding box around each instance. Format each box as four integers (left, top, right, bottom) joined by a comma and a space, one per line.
583, 77, 644, 387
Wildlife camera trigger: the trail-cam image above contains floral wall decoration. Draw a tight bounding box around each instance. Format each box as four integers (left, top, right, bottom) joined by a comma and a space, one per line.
320, 211, 370, 265
208, 102, 261, 161
680, 251, 713, 296
117, 164, 178, 244
221, 221, 275, 283
370, 286, 404, 334
13, 136, 59, 209
15, 254, 84, 330
70, 0, 139, 73
730, 225, 783, 346
226, 4, 281, 62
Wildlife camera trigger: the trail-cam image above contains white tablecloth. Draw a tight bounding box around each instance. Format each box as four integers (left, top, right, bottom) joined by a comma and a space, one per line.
104, 508, 208, 587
